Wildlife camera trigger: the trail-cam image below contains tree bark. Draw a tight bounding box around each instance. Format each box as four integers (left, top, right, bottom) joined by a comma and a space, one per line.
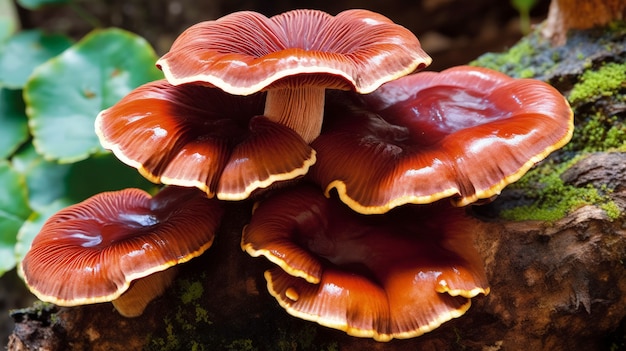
8, 156, 626, 351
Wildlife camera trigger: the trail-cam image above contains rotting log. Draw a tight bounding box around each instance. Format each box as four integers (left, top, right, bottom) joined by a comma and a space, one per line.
7, 157, 626, 351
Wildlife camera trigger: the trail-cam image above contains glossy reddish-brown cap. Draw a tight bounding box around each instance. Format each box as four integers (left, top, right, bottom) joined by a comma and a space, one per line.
310, 65, 574, 214
156, 9, 431, 142
20, 186, 224, 315
96, 79, 315, 200
157, 9, 430, 94
242, 184, 489, 341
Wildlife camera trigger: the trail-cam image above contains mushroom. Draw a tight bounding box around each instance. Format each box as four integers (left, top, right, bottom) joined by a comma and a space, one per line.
310, 65, 574, 214
96, 79, 315, 200
156, 9, 432, 142
242, 184, 489, 341
20, 186, 224, 317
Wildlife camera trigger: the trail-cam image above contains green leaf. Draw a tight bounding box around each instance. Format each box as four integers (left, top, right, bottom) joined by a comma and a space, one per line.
11, 144, 72, 211
0, 88, 29, 158
0, 0, 19, 42
16, 0, 71, 10
0, 160, 32, 276
12, 143, 156, 212
510, 0, 538, 12
63, 152, 158, 199
0, 29, 73, 89
25, 28, 163, 163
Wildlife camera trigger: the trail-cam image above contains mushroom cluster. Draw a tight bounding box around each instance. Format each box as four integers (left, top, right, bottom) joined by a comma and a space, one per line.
20, 9, 574, 341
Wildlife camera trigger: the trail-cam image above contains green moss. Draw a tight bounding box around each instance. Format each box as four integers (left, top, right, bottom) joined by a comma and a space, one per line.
501, 182, 611, 222
148, 320, 181, 351
568, 62, 626, 104
12, 301, 59, 324
224, 339, 257, 351
271, 325, 339, 351
180, 279, 204, 304
607, 20, 626, 33
472, 20, 626, 85
147, 275, 215, 351
500, 157, 621, 222
566, 113, 626, 152
601, 201, 621, 221
563, 62, 626, 153
194, 305, 210, 324
149, 307, 211, 350
605, 125, 626, 151
144, 270, 342, 351
470, 37, 541, 78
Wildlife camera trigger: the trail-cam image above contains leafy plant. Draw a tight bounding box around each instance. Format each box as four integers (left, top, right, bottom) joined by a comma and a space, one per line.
510, 0, 539, 34
0, 0, 160, 276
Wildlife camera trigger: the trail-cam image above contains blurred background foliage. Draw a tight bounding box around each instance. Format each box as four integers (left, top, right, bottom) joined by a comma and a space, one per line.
0, 0, 162, 278
0, 0, 549, 345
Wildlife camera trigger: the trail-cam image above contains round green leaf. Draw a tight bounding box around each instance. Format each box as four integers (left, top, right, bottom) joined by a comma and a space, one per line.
11, 143, 72, 210
17, 0, 70, 10
25, 28, 163, 163
12, 143, 156, 212
0, 159, 31, 275
0, 29, 73, 88
63, 152, 158, 200
0, 0, 19, 42
0, 88, 29, 158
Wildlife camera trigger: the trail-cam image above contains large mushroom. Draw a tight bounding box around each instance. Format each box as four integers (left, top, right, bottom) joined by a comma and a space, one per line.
20, 186, 224, 317
96, 80, 315, 200
310, 65, 574, 214
242, 184, 489, 341
156, 9, 431, 142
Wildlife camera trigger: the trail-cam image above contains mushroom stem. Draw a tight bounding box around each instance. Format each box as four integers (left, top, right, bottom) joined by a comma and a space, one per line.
111, 267, 178, 318
264, 86, 325, 143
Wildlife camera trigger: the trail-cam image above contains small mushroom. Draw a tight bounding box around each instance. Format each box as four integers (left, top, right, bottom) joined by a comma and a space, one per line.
310, 65, 574, 214
20, 186, 224, 317
242, 184, 489, 341
156, 9, 431, 142
96, 79, 315, 200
